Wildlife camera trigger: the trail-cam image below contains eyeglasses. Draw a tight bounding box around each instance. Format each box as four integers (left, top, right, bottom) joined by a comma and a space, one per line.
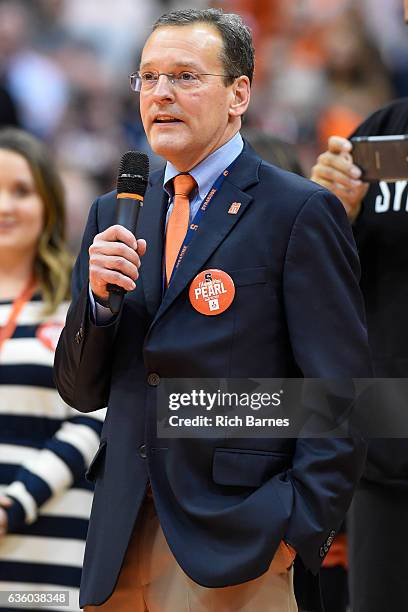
129, 70, 238, 92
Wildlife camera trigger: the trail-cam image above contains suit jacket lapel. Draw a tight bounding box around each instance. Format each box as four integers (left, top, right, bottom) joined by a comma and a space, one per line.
137, 171, 167, 318
151, 143, 262, 326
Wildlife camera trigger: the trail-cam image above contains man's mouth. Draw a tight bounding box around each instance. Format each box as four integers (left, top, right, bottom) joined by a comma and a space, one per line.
154, 116, 182, 124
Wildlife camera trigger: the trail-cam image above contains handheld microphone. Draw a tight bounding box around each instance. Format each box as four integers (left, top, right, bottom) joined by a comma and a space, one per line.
108, 151, 150, 314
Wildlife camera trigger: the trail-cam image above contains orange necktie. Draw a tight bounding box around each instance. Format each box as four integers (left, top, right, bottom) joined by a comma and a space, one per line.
165, 173, 197, 284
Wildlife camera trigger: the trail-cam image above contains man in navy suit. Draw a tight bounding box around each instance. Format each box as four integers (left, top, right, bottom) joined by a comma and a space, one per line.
54, 8, 372, 611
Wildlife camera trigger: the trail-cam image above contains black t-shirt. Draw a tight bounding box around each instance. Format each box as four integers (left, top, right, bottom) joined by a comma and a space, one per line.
351, 99, 408, 486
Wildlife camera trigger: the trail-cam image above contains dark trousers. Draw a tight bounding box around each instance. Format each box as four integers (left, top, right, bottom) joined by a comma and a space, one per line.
348, 482, 408, 612
320, 566, 348, 612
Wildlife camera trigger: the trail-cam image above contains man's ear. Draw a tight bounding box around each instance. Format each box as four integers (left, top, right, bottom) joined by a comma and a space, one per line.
229, 76, 251, 118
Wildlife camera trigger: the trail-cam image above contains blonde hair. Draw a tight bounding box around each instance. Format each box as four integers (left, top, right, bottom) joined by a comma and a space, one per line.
0, 128, 72, 314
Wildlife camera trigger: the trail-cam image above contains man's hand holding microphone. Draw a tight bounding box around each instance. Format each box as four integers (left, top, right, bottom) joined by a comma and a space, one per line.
89, 226, 146, 306
89, 151, 149, 314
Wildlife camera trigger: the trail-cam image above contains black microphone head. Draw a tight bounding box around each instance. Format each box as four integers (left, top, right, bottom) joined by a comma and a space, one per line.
117, 151, 149, 197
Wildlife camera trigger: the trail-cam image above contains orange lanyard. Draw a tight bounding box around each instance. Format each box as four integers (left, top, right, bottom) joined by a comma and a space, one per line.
0, 276, 37, 352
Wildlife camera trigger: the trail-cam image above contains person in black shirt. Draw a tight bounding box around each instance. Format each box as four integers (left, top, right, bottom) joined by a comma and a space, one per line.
0, 83, 19, 127
311, 97, 408, 612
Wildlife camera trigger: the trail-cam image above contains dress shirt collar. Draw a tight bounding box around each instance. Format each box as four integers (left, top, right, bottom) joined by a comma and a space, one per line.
163, 132, 244, 200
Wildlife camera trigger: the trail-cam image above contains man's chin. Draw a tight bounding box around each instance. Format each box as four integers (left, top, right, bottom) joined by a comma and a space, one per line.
150, 137, 186, 162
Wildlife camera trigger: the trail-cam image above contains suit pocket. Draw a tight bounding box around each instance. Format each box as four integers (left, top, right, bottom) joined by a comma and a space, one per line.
212, 447, 291, 488
229, 266, 269, 287
85, 439, 107, 482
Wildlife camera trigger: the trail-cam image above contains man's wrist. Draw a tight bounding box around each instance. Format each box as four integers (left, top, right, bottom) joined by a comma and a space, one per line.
93, 293, 110, 308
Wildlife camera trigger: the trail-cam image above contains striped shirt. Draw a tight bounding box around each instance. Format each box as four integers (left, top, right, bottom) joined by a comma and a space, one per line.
0, 295, 105, 611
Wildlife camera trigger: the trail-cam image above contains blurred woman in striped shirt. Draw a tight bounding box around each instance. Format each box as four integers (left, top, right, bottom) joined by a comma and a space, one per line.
0, 128, 104, 611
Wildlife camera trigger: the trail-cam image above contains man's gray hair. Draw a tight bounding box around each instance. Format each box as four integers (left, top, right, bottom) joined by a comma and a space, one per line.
153, 8, 254, 86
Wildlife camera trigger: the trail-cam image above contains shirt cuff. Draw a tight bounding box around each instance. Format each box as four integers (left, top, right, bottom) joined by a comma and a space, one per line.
88, 284, 114, 324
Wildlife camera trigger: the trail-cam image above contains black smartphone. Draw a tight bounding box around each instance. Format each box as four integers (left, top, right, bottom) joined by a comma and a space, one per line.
350, 135, 408, 182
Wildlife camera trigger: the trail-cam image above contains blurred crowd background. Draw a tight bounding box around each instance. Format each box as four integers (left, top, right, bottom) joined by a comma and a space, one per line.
0, 0, 407, 254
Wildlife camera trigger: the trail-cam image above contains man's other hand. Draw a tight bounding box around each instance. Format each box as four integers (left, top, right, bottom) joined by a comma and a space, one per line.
89, 225, 147, 302
311, 136, 369, 222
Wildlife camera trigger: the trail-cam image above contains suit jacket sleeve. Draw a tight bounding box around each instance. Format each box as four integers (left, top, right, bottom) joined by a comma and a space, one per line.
54, 198, 121, 412
281, 188, 371, 573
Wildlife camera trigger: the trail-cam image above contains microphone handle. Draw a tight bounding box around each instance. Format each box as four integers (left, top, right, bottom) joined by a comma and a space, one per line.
108, 196, 143, 315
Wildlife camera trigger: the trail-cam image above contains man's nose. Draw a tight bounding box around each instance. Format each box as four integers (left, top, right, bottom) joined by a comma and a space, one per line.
151, 74, 175, 102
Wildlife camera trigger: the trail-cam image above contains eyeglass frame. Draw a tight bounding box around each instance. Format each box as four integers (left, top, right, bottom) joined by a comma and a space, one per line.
129, 70, 239, 93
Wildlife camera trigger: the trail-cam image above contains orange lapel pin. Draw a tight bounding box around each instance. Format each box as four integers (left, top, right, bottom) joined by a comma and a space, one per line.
228, 202, 241, 214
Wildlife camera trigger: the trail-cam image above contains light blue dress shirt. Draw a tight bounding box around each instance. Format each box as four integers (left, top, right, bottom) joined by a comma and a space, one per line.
163, 131, 244, 224
92, 131, 244, 321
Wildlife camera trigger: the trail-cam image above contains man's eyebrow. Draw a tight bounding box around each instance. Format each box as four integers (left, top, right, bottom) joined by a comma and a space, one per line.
139, 61, 205, 72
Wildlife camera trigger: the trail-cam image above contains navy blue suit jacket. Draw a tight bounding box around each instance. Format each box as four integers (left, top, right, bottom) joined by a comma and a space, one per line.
54, 143, 372, 609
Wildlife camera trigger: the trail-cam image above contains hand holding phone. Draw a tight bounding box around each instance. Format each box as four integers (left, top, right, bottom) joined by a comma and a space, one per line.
311, 136, 368, 222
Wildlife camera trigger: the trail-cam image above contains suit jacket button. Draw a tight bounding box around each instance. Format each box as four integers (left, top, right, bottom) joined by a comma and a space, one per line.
147, 373, 160, 386
75, 328, 83, 344
139, 444, 147, 459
